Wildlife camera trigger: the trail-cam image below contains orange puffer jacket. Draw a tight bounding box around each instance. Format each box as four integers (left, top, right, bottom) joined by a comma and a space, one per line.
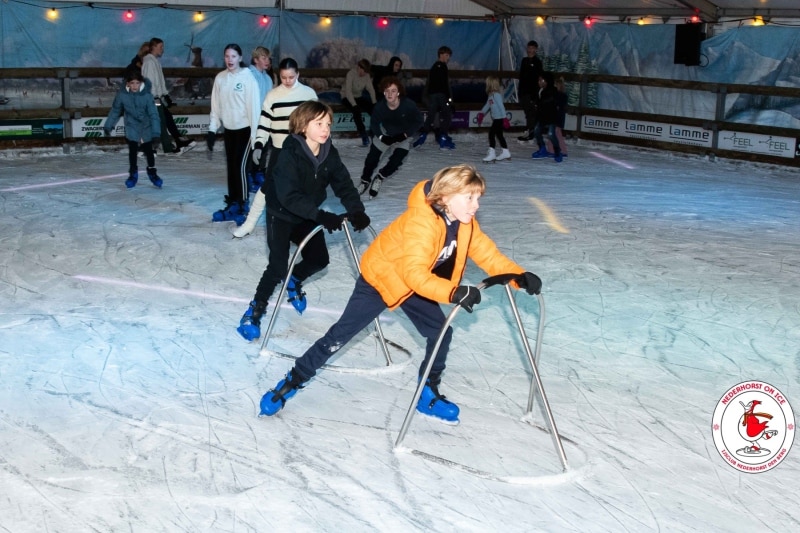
361, 180, 525, 309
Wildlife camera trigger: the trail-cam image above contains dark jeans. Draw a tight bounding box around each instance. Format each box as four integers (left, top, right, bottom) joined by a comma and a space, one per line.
127, 140, 154, 173
223, 127, 251, 203
253, 215, 330, 304
534, 122, 560, 155
422, 92, 452, 137
293, 275, 453, 382
341, 97, 374, 136
519, 92, 537, 133
359, 142, 410, 182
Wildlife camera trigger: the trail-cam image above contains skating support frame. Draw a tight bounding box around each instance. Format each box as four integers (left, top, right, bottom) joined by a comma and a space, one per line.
259, 221, 393, 366
394, 273, 569, 473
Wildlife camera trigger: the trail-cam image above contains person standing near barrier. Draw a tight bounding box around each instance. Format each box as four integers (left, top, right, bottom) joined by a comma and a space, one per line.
246, 46, 274, 194
103, 70, 163, 189
141, 37, 196, 154
232, 58, 318, 238
341, 59, 377, 147
206, 44, 262, 225
517, 40, 543, 142
257, 164, 543, 423
371, 56, 405, 101
236, 101, 370, 342
357, 76, 423, 198
530, 72, 563, 163
413, 46, 455, 150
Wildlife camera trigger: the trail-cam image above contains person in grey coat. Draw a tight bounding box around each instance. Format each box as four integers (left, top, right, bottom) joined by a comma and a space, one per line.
104, 70, 163, 188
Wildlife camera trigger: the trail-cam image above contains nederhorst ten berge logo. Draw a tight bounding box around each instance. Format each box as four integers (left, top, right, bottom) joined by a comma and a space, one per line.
712, 381, 795, 473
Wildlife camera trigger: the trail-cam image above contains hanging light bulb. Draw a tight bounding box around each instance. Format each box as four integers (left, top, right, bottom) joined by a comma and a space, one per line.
752, 16, 765, 26
536, 16, 546, 26
47, 8, 58, 20
435, 17, 444, 26
194, 11, 205, 23
125, 10, 134, 21
379, 17, 390, 27
260, 15, 270, 26
321, 16, 332, 26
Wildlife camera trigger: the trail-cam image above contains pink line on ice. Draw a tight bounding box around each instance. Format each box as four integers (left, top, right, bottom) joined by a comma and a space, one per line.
1, 173, 127, 192
588, 151, 636, 170
72, 274, 384, 320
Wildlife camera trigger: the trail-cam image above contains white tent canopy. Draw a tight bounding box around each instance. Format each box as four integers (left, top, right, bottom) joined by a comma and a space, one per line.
46, 0, 800, 21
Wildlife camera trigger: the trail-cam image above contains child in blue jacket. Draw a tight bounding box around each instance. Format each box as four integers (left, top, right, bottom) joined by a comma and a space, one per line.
476, 76, 510, 162
104, 70, 163, 188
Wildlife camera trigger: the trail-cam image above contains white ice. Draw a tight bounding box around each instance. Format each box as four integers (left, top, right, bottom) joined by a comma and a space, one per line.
0, 135, 798, 532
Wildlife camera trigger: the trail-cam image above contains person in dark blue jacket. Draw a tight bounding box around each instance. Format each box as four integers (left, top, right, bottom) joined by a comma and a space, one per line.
237, 101, 371, 342
104, 70, 163, 188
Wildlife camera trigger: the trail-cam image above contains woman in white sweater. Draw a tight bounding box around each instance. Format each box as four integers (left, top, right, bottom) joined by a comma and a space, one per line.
233, 58, 317, 238
207, 43, 261, 225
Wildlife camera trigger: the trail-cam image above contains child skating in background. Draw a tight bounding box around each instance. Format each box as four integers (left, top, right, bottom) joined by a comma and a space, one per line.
550, 76, 569, 158
104, 70, 163, 189
237, 101, 370, 342
476, 76, 511, 162
258, 164, 543, 424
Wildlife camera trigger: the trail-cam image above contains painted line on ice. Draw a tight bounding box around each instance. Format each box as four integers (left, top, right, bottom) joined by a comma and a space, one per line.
528, 197, 569, 234
72, 274, 393, 320
588, 151, 636, 169
0, 173, 127, 192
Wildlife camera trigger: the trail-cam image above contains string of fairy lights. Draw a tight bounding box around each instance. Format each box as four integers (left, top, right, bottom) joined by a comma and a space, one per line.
10, 0, 800, 28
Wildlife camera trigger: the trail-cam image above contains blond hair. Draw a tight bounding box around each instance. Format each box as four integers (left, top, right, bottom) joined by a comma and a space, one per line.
288, 101, 333, 134
426, 165, 486, 209
252, 46, 271, 60
485, 76, 501, 94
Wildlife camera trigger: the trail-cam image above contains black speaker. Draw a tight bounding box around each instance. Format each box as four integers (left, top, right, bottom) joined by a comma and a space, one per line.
674, 24, 704, 66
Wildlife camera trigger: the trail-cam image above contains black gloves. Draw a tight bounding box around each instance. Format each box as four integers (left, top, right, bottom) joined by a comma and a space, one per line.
206, 131, 216, 151
162, 95, 174, 108
379, 134, 406, 145
348, 211, 370, 232
450, 285, 481, 313
316, 210, 344, 233
517, 272, 542, 295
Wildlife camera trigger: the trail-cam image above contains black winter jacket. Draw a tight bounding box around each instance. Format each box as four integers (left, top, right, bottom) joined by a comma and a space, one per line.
266, 134, 365, 224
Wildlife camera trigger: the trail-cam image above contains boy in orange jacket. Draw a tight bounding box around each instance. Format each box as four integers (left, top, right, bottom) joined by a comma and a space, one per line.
259, 164, 542, 424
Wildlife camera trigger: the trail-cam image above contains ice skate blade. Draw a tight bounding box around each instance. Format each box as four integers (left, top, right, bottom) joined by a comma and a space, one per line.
415, 409, 460, 426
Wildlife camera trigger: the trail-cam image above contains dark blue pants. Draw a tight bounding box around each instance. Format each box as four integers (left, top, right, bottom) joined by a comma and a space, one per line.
253, 215, 329, 304
293, 276, 453, 381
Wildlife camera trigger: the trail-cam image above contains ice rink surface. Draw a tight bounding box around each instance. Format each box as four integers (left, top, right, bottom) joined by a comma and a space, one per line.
1, 134, 798, 532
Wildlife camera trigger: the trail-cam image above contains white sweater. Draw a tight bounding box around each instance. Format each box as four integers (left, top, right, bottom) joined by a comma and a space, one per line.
208, 68, 261, 145
254, 81, 318, 150
141, 54, 167, 98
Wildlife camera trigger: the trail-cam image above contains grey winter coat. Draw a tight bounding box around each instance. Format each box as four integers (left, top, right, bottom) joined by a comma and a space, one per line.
104, 79, 160, 143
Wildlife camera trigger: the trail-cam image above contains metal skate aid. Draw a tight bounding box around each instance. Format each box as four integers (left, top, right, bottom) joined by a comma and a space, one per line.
394, 273, 569, 473
260, 220, 392, 366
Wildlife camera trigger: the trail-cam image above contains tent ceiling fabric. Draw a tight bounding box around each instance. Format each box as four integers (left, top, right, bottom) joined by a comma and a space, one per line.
284, 0, 800, 21
466, 0, 800, 20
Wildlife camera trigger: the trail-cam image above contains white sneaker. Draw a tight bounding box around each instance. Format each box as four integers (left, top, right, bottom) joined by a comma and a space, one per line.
482, 147, 496, 162
495, 148, 511, 161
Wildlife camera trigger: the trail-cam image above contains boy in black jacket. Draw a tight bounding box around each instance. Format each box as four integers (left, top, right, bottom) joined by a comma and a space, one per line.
531, 72, 563, 163
237, 101, 371, 341
413, 46, 455, 150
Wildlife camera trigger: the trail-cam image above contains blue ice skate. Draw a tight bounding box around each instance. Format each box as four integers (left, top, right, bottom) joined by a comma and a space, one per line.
531, 146, 553, 159
286, 276, 306, 315
438, 135, 455, 150
259, 371, 305, 416
125, 171, 138, 188
147, 167, 163, 188
213, 196, 249, 224
416, 379, 460, 424
237, 300, 267, 342
412, 132, 427, 148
